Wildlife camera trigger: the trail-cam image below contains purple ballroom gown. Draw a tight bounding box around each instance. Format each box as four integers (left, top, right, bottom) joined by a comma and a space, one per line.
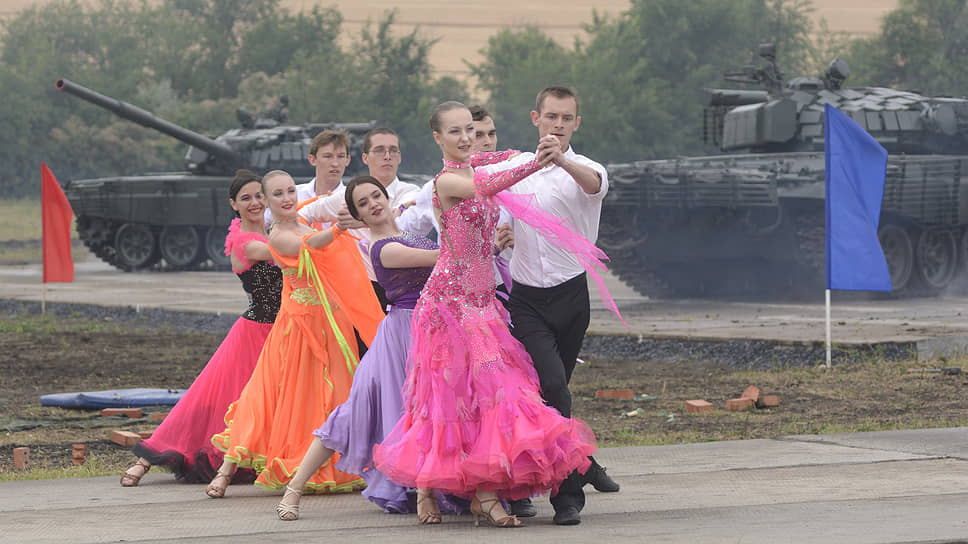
313, 231, 438, 513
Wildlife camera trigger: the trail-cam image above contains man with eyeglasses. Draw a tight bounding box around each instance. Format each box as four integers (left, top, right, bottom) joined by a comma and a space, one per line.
300, 127, 420, 310
264, 129, 350, 228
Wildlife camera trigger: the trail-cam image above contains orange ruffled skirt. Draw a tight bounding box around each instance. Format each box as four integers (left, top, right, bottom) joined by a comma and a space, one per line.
212, 234, 382, 493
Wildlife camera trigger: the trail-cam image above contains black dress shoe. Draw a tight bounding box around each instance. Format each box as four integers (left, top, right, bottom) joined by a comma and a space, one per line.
583, 460, 620, 492
552, 505, 581, 526
509, 498, 537, 518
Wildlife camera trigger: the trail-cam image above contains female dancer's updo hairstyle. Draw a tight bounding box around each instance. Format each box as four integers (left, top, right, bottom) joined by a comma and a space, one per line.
429, 100, 468, 133
344, 175, 390, 222
228, 169, 263, 217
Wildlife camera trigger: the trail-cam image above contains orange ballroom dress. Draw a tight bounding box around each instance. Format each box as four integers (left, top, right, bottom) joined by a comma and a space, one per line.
212, 228, 384, 492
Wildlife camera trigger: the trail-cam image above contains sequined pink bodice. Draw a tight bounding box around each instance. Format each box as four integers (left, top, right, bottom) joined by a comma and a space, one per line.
422, 196, 500, 315
420, 158, 543, 325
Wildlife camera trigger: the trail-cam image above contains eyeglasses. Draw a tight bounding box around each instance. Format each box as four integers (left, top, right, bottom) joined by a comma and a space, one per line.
368, 146, 400, 157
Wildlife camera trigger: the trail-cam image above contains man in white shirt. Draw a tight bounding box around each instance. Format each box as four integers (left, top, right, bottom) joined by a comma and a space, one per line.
300, 127, 420, 309
506, 86, 618, 526
264, 130, 350, 228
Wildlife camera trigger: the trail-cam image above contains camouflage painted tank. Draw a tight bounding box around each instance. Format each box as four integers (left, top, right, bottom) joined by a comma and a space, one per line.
600, 44, 968, 298
56, 78, 376, 271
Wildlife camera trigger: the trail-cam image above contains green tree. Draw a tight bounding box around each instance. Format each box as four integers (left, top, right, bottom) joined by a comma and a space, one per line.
469, 26, 572, 152
841, 0, 968, 95
469, 0, 815, 161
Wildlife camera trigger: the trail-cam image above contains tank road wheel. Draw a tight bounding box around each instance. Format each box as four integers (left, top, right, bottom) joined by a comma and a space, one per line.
204, 226, 231, 269
915, 228, 958, 291
114, 223, 160, 270
878, 223, 914, 292
159, 226, 202, 268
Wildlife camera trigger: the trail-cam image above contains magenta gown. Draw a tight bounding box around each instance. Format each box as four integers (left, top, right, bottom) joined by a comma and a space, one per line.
373, 158, 596, 501
131, 219, 282, 482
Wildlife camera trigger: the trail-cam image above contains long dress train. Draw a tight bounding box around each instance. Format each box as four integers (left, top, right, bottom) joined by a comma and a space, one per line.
131, 219, 281, 483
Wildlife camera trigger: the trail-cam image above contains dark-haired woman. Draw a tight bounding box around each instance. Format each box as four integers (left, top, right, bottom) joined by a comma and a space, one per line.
121, 170, 282, 486
275, 176, 446, 521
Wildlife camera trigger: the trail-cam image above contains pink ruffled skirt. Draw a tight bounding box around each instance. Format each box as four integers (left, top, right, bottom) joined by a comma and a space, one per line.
373, 297, 595, 500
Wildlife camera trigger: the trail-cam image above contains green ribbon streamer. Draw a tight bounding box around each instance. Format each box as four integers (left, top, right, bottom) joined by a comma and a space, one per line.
298, 246, 359, 376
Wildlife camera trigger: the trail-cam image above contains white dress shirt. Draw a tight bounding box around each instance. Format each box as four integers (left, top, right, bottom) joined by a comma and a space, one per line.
299, 177, 420, 280
505, 147, 608, 288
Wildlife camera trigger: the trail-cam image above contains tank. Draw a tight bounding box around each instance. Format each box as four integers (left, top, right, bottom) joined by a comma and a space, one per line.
55, 78, 377, 271
600, 44, 968, 298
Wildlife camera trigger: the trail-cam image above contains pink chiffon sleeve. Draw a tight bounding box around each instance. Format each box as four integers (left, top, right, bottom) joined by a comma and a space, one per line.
224, 218, 269, 273
470, 149, 519, 168
473, 158, 543, 198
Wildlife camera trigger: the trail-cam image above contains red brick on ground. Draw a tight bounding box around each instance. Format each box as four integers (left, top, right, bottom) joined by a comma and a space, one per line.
110, 430, 141, 447
138, 430, 153, 439
757, 394, 781, 408
685, 399, 714, 413
741, 386, 760, 403
595, 389, 634, 400
101, 408, 143, 418
13, 447, 29, 469
726, 397, 754, 411
148, 412, 168, 422
71, 444, 87, 465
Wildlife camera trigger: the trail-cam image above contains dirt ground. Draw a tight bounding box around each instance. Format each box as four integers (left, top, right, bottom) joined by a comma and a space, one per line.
2, 314, 967, 477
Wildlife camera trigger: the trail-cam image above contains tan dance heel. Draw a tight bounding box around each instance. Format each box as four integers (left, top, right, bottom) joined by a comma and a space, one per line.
276, 484, 302, 521
470, 496, 522, 528
120, 458, 151, 487
416, 488, 442, 525
205, 469, 232, 498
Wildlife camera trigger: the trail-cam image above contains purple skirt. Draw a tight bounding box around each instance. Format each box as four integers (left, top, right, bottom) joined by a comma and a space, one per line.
314, 306, 412, 512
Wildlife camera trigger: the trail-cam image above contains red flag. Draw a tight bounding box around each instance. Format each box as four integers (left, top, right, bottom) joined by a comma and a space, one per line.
41, 163, 74, 283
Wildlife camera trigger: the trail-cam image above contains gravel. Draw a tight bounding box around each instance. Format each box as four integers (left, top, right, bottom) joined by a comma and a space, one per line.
3, 298, 916, 369
0, 299, 237, 335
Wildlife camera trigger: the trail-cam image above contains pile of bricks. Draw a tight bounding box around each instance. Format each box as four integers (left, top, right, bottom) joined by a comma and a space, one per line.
685, 385, 781, 413
102, 408, 165, 447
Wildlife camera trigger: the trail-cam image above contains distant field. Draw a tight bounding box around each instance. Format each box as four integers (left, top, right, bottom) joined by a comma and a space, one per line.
0, 0, 897, 80
0, 199, 84, 264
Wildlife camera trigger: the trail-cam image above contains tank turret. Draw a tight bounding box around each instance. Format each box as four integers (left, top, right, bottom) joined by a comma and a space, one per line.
56, 78, 379, 271
601, 45, 968, 298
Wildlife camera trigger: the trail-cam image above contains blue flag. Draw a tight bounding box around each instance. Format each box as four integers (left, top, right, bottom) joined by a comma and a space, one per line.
824, 104, 892, 291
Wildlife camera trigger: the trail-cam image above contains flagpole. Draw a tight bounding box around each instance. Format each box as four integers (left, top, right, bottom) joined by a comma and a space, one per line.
825, 288, 831, 368
42, 283, 47, 315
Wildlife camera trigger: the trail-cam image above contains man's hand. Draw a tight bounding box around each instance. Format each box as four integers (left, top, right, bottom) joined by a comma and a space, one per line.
536, 135, 560, 167
337, 205, 365, 230
495, 222, 514, 251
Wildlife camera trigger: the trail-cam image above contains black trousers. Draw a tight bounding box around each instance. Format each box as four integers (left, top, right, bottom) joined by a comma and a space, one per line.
356, 281, 390, 358
509, 273, 590, 512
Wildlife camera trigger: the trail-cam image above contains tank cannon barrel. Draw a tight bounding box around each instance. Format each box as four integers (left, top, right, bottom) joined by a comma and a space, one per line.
703, 88, 769, 107
55, 78, 242, 167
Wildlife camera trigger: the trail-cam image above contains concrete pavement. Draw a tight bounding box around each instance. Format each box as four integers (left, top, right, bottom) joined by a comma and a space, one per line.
2, 428, 967, 543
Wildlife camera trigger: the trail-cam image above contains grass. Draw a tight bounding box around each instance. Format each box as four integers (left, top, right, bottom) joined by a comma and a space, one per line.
0, 455, 117, 481
0, 199, 42, 241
